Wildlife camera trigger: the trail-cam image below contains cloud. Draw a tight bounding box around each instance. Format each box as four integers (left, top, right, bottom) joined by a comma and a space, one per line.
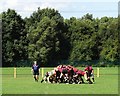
0, 0, 70, 13
25, 0, 119, 2
5, 0, 18, 7
18, 0, 71, 18
1, 0, 19, 11
40, 2, 70, 10
23, 3, 39, 12
0, 0, 118, 18
14, 1, 71, 18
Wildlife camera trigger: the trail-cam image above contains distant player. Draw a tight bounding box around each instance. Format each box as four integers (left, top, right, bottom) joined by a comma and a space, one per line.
41, 72, 49, 83
32, 61, 40, 82
75, 70, 87, 84
41, 70, 56, 83
84, 65, 95, 83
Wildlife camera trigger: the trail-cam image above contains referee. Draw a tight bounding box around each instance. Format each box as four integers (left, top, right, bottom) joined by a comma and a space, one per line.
32, 61, 40, 82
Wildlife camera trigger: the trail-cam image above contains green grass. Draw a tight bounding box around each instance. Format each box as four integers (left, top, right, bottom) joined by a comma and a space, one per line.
2, 67, 118, 94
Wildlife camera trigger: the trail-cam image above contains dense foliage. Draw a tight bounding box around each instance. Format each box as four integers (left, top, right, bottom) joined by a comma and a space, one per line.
2, 9, 28, 66
2, 8, 119, 67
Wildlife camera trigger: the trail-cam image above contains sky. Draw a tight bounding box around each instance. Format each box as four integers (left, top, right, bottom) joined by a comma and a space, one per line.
0, 0, 119, 19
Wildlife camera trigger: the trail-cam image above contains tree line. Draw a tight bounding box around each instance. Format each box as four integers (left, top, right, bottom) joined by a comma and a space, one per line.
1, 8, 119, 67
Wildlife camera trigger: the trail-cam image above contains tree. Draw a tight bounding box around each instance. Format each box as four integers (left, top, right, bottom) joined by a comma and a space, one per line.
26, 8, 65, 65
99, 18, 119, 61
82, 13, 93, 21
2, 9, 28, 66
65, 17, 96, 61
2, 8, 119, 67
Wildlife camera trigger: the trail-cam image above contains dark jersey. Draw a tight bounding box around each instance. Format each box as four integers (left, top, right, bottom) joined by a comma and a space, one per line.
32, 64, 40, 72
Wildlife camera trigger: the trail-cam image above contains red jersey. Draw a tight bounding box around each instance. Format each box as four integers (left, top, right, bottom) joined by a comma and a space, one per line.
77, 70, 85, 76
73, 68, 78, 73
85, 66, 93, 71
84, 66, 93, 74
58, 68, 62, 73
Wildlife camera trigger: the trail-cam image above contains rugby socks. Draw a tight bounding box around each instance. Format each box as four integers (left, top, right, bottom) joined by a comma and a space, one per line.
41, 79, 44, 83
34, 76, 37, 81
92, 78, 95, 82
87, 78, 92, 84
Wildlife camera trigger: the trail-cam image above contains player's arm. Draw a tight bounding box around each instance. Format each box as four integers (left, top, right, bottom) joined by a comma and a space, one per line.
31, 66, 34, 73
92, 69, 94, 74
38, 65, 40, 73
84, 67, 88, 71
39, 68, 40, 71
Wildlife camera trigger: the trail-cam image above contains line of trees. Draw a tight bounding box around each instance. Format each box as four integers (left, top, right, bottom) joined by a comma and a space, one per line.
1, 8, 119, 67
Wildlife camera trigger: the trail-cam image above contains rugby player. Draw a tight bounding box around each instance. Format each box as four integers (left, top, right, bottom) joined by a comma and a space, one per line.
41, 72, 49, 83
84, 65, 95, 83
41, 70, 56, 83
75, 70, 87, 84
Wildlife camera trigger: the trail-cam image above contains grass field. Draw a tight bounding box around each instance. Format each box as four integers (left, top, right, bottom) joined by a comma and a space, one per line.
2, 67, 118, 94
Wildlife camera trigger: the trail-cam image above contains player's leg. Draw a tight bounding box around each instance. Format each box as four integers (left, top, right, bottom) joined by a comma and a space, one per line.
41, 78, 44, 83
34, 75, 38, 82
84, 72, 88, 81
36, 72, 39, 82
87, 77, 92, 84
80, 76, 84, 83
47, 76, 51, 83
91, 73, 95, 83
87, 76, 93, 84
36, 75, 39, 82
33, 71, 37, 81
41, 75, 48, 83
84, 72, 92, 84
33, 76, 35, 80
34, 75, 37, 81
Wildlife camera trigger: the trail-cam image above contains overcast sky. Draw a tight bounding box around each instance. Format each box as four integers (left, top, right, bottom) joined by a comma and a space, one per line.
0, 0, 119, 19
